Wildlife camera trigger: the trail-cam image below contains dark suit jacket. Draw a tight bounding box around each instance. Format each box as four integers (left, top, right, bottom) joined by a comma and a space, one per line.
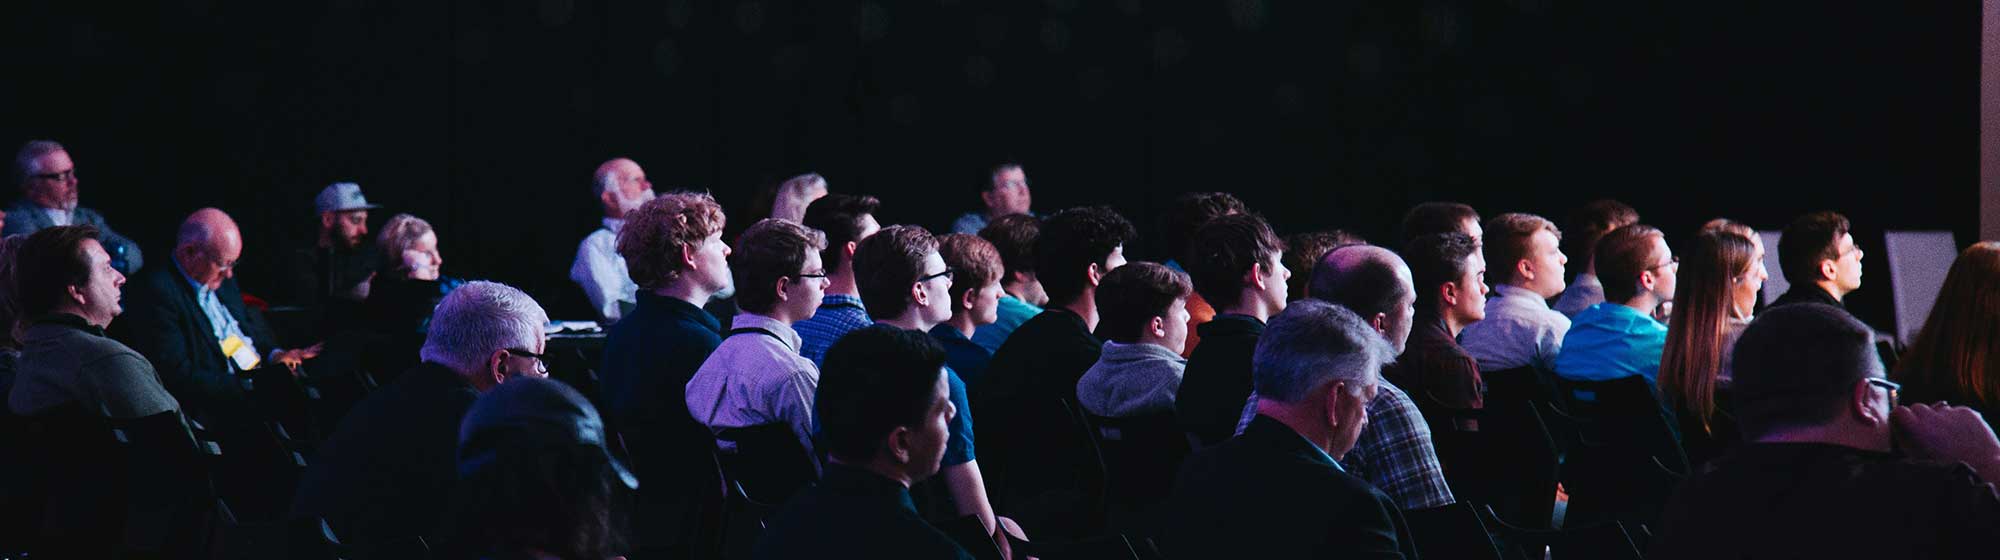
289, 362, 478, 548
111, 262, 279, 417
978, 307, 1106, 536
2, 200, 143, 273
1177, 314, 1264, 447
1156, 415, 1416, 559
597, 292, 724, 550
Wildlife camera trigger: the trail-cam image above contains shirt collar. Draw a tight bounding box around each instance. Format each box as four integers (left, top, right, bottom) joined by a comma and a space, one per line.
601, 217, 625, 233
820, 293, 866, 310
638, 292, 722, 332
729, 312, 803, 351
929, 323, 973, 343
173, 255, 213, 296
34, 313, 105, 337
1492, 284, 1551, 308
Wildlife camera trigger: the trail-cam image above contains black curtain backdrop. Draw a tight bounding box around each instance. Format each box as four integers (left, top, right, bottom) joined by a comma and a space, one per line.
0, 0, 1974, 328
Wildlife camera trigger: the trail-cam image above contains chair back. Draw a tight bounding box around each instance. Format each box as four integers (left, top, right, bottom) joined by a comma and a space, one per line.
1404, 501, 1505, 560
1089, 410, 1191, 525
715, 422, 819, 506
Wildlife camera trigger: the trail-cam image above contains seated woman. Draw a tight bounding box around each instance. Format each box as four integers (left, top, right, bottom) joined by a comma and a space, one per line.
355, 214, 466, 375
1660, 224, 1765, 467
1896, 241, 2000, 432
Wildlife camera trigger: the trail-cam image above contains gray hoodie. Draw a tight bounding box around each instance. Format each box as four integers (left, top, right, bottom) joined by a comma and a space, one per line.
1076, 340, 1187, 418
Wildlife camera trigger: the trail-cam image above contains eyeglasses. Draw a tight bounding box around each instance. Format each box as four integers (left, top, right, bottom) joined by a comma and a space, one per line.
1866, 377, 1900, 408
792, 271, 829, 281
919, 269, 955, 284
30, 169, 76, 182
505, 348, 549, 375
1651, 256, 1680, 271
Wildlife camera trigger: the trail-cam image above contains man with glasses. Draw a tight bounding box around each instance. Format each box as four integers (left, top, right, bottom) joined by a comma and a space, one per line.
857, 224, 1025, 554
1773, 211, 1866, 311
113, 208, 319, 418
1554, 224, 1677, 388
1651, 303, 2000, 559
5, 139, 144, 273
686, 219, 830, 460
291, 281, 553, 552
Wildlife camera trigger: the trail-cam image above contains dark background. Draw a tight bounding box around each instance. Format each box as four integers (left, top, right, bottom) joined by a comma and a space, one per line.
0, 0, 1974, 331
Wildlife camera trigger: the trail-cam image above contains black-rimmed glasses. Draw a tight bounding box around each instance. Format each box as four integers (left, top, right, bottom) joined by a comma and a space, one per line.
505, 348, 549, 375
919, 269, 955, 284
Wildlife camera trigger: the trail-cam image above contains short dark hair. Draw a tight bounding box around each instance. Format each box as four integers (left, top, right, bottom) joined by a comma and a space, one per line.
15, 225, 101, 319
1309, 245, 1410, 320
978, 213, 1040, 281
730, 219, 827, 314
1564, 199, 1640, 274
1732, 303, 1881, 438
854, 225, 938, 320
1483, 213, 1561, 285
1096, 262, 1193, 344
984, 163, 1024, 192
1161, 192, 1246, 263
938, 234, 1002, 313
1405, 232, 1481, 312
1779, 211, 1851, 285
1283, 230, 1367, 302
1594, 224, 1666, 304
802, 194, 881, 274
1187, 214, 1284, 310
816, 325, 950, 463
1036, 206, 1137, 306
1400, 202, 1480, 244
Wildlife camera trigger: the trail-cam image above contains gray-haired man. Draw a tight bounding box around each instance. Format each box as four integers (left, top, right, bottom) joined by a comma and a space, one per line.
3, 140, 144, 273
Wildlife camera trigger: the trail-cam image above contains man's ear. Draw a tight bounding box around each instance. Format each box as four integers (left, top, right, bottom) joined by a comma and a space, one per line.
1149, 315, 1167, 339
1321, 381, 1347, 429
66, 284, 88, 307
887, 426, 914, 464
959, 285, 979, 312
844, 241, 859, 260
1086, 262, 1105, 288
1440, 282, 1460, 309
1246, 262, 1269, 291
1820, 259, 1840, 283
320, 212, 336, 228
486, 349, 510, 385
1852, 380, 1887, 425
1517, 258, 1536, 284
681, 243, 699, 269
1639, 269, 1658, 292
773, 276, 792, 303
911, 280, 930, 308
1369, 313, 1389, 336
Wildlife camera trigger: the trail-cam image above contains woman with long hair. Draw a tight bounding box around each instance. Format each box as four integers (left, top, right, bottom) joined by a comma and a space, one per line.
1896, 241, 2000, 430
1659, 227, 1765, 466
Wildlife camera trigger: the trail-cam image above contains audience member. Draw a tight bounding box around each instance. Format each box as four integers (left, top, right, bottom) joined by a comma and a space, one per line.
112, 208, 316, 418
951, 163, 1033, 234
747, 172, 830, 228
1650, 303, 2000, 559
1400, 201, 1482, 243
1773, 211, 1865, 310
932, 233, 1004, 387
1391, 232, 1489, 430
1290, 244, 1457, 510
1658, 230, 1761, 466
1897, 241, 2000, 431
1553, 199, 1640, 317
8, 225, 181, 419
1180, 214, 1290, 446
1161, 192, 1247, 357
596, 192, 732, 556
685, 219, 828, 457
1155, 299, 1415, 560
1281, 229, 1366, 302
1077, 262, 1193, 419
753, 326, 977, 560
570, 158, 655, 324
363, 214, 466, 338
443, 377, 635, 560
795, 193, 882, 365
1460, 213, 1570, 373
3, 140, 143, 273
280, 182, 380, 334
1554, 224, 1675, 387
291, 281, 551, 551
855, 225, 1009, 540
970, 213, 1047, 353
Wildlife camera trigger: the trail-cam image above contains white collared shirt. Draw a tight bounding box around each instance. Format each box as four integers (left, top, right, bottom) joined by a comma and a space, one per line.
685, 313, 821, 458
571, 217, 638, 323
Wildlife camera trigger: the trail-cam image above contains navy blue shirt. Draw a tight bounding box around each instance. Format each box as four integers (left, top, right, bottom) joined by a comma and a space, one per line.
597, 292, 724, 547
929, 324, 994, 391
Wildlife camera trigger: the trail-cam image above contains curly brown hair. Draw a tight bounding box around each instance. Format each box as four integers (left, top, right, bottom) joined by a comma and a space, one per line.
618, 192, 726, 290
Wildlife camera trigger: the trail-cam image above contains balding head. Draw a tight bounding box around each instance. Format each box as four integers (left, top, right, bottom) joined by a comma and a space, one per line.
1309, 244, 1417, 354
593, 158, 653, 218
175, 208, 243, 291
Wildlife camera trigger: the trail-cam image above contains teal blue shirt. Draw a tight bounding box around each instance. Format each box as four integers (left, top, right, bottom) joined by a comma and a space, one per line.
971, 295, 1041, 354
1554, 302, 1668, 386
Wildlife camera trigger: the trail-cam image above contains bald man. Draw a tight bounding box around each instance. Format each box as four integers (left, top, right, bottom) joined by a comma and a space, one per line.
113, 208, 319, 419
572, 158, 655, 324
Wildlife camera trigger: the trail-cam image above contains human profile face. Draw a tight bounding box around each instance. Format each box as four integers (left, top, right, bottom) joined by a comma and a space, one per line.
1451, 251, 1490, 324
906, 371, 955, 482
1732, 238, 1769, 318
967, 277, 1003, 327
784, 249, 830, 322
692, 230, 734, 294
183, 231, 243, 291
1832, 233, 1864, 293
1158, 297, 1192, 355
1526, 229, 1568, 298
1260, 253, 1293, 311
75, 239, 126, 326
1327, 380, 1380, 458
402, 231, 443, 280
1646, 236, 1678, 303
916, 252, 954, 325
24, 149, 79, 210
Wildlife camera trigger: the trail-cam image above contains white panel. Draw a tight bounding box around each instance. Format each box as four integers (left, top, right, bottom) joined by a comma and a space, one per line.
1885, 231, 1959, 347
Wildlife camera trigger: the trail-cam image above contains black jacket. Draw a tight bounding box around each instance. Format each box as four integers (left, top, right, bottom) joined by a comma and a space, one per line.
752, 464, 975, 560
289, 362, 479, 548
1177, 314, 1263, 447
1155, 415, 1417, 559
111, 262, 279, 417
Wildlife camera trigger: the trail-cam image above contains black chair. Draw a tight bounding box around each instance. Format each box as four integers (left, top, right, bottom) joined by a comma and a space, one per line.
1472, 401, 1561, 532
714, 423, 819, 507
935, 514, 1006, 560
1478, 505, 1643, 560
1562, 375, 1688, 476
1483, 366, 1559, 411
1028, 533, 1164, 560
990, 396, 1108, 541
1087, 410, 1191, 527
1404, 501, 1505, 560
21, 405, 131, 556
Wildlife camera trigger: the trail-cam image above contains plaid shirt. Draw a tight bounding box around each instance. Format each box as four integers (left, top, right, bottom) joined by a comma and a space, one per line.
795, 294, 873, 367
1340, 380, 1456, 510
